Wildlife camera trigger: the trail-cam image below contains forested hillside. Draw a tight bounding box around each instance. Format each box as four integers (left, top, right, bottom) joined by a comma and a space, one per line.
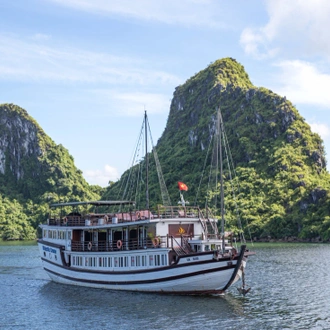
104, 58, 330, 241
1, 58, 330, 241
0, 104, 102, 240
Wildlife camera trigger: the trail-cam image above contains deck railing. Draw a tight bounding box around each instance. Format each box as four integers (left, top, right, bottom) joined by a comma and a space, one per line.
70, 235, 192, 253
47, 206, 201, 227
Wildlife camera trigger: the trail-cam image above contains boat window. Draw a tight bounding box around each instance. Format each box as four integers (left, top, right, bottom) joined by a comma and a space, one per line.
205, 245, 210, 251
136, 256, 141, 266
142, 255, 146, 267
114, 257, 118, 267
108, 257, 112, 268
131, 256, 135, 267
43, 229, 47, 238
149, 255, 154, 266
155, 255, 160, 266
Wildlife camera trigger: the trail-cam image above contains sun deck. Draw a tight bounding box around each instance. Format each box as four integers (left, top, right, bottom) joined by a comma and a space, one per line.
47, 205, 204, 227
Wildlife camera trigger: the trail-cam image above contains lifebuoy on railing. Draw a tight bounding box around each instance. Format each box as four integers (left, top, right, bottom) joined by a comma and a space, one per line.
63, 217, 68, 225
88, 241, 92, 251
152, 237, 160, 247
117, 240, 122, 249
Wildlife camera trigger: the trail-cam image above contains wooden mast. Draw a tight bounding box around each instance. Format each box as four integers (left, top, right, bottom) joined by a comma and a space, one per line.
145, 110, 149, 210
218, 107, 225, 252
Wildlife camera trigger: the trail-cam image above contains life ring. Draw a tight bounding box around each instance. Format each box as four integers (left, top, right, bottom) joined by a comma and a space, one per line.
152, 237, 160, 247
88, 241, 92, 251
117, 240, 122, 249
136, 211, 141, 220
63, 217, 68, 225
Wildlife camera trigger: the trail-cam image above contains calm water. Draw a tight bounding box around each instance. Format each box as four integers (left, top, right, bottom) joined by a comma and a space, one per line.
1, 242, 329, 330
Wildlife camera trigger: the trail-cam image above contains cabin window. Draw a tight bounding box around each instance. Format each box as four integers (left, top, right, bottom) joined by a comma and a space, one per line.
149, 255, 154, 266
161, 254, 166, 266
43, 230, 47, 238
155, 255, 160, 266
119, 257, 123, 267
136, 256, 140, 267
193, 245, 201, 252
142, 255, 146, 267
74, 256, 83, 266
131, 256, 135, 267
114, 257, 118, 267
58, 231, 65, 240
205, 245, 210, 251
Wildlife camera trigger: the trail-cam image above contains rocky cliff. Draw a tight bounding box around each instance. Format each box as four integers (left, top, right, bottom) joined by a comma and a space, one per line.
0, 103, 100, 240
105, 58, 330, 241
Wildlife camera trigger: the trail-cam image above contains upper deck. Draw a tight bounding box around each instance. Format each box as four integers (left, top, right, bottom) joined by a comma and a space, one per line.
46, 205, 210, 227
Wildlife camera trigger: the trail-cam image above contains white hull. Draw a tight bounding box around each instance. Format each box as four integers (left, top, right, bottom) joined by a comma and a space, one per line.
38, 242, 246, 294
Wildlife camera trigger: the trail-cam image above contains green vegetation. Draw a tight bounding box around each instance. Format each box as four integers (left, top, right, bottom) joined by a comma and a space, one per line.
1, 58, 330, 241
105, 58, 330, 242
0, 103, 101, 240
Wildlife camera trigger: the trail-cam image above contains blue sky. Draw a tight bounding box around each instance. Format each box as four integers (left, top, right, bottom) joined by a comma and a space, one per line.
1, 0, 330, 186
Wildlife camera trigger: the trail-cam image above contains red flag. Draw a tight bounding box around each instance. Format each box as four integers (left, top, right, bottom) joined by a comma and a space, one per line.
178, 181, 188, 191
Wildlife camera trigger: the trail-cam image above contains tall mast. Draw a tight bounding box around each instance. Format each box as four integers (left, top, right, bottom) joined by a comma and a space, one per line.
145, 110, 149, 210
218, 107, 225, 252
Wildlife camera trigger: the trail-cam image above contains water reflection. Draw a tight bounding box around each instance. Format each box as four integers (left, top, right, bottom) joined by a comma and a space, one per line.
2, 243, 330, 329
38, 281, 248, 329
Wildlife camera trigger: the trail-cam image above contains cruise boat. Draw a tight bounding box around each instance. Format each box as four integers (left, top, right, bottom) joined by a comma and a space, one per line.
38, 110, 254, 295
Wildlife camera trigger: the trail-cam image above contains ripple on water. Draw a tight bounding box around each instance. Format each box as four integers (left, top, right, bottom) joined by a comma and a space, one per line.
1, 243, 330, 329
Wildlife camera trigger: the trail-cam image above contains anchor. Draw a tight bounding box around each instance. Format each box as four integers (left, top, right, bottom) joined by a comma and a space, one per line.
237, 268, 251, 296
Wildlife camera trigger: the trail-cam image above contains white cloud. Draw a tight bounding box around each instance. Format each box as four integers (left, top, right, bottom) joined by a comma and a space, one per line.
46, 0, 227, 29
272, 60, 330, 109
310, 123, 330, 139
84, 165, 119, 187
0, 33, 180, 86
240, 0, 330, 59
240, 27, 278, 59
30, 33, 51, 41
90, 90, 171, 117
